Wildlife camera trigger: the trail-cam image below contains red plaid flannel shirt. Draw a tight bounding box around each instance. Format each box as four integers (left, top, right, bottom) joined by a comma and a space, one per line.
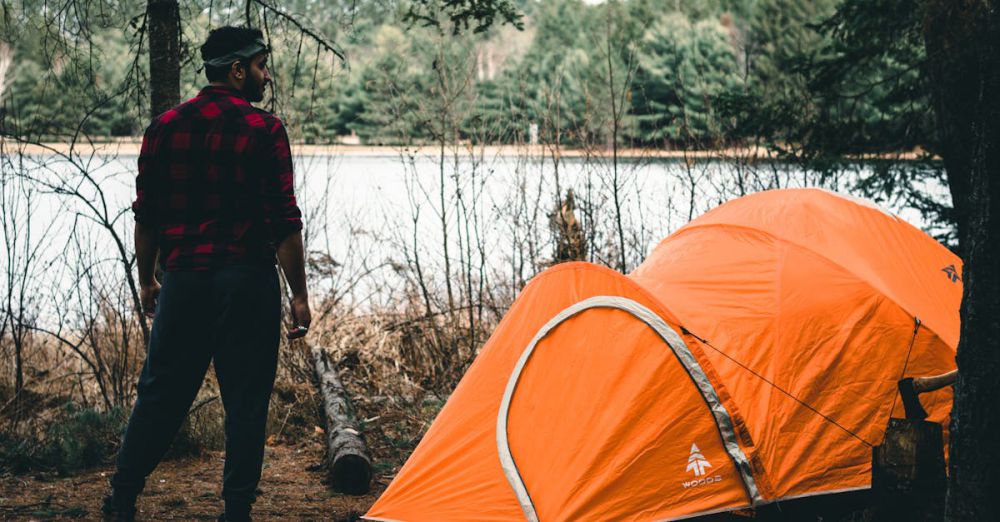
132, 85, 303, 271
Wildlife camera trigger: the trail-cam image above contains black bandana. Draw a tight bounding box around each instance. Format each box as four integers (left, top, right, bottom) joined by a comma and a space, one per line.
203, 37, 268, 68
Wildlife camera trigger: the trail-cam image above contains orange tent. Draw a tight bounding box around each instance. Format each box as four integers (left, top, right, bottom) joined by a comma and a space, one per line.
365, 188, 961, 521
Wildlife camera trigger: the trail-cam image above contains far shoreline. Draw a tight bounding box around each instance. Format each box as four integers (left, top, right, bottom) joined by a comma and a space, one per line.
0, 138, 934, 161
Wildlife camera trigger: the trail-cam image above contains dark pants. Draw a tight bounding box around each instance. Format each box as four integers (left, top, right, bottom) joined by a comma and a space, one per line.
111, 264, 280, 513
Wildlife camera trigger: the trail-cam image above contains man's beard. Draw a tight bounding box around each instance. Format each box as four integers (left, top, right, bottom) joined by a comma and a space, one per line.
243, 77, 265, 103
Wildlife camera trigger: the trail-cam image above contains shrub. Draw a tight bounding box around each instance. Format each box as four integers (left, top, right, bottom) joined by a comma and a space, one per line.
42, 403, 127, 474
0, 403, 126, 475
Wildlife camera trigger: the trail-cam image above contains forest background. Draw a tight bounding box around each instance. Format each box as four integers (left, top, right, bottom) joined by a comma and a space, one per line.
0, 0, 941, 161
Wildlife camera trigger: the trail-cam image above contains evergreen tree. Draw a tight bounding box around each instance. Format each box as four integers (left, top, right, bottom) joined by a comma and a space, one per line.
631, 13, 740, 147
349, 25, 432, 144
500, 0, 592, 146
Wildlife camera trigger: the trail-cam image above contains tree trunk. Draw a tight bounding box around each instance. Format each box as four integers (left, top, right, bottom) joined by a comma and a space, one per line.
312, 345, 372, 495
943, 25, 1000, 522
923, 1, 976, 240
147, 0, 180, 117
925, 1, 1000, 519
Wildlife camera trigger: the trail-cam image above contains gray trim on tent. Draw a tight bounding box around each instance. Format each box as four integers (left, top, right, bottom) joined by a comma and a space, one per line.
496, 296, 763, 521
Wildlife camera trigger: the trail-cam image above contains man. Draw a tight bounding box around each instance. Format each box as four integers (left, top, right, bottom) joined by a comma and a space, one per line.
102, 26, 311, 522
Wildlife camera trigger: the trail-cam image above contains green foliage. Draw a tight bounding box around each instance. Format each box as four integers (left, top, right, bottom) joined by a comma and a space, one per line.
0, 431, 38, 474
719, 0, 933, 158
2, 16, 141, 139
0, 0, 753, 146
44, 404, 127, 474
713, 0, 955, 241
348, 25, 435, 144
0, 403, 126, 475
462, 78, 514, 142
748, 0, 836, 87
808, 0, 932, 154
496, 0, 593, 145
405, 0, 525, 35
631, 14, 740, 146
0, 0, 144, 138
714, 0, 837, 150
278, 46, 346, 144
482, 0, 644, 147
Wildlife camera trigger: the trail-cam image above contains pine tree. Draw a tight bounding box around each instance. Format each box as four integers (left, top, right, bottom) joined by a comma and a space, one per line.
631, 13, 739, 147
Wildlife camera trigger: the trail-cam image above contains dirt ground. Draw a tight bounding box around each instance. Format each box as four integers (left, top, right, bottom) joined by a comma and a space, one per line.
0, 442, 382, 521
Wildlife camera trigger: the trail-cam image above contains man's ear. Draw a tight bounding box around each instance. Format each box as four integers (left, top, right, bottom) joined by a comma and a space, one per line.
230, 61, 244, 80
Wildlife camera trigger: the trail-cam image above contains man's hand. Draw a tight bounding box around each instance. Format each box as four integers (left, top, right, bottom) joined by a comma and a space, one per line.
140, 281, 161, 318
287, 294, 312, 340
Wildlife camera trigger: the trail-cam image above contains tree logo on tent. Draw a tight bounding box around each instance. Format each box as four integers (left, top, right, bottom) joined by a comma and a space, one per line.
686, 443, 712, 476
682, 443, 724, 490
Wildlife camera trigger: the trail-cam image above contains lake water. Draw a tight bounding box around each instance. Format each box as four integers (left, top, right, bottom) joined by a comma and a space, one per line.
1, 150, 947, 321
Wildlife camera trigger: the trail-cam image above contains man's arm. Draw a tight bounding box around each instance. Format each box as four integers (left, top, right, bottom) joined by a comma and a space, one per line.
133, 122, 162, 317
135, 222, 160, 318
277, 230, 311, 332
266, 118, 310, 335
135, 222, 159, 287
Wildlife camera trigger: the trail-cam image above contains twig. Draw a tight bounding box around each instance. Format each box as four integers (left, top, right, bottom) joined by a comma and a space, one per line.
188, 395, 219, 415
248, 0, 346, 61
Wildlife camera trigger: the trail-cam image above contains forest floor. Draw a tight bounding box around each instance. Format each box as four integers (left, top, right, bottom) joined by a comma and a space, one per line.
0, 442, 382, 521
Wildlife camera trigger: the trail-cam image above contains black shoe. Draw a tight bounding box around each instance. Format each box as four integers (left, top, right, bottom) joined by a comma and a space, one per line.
217, 513, 252, 522
101, 495, 136, 522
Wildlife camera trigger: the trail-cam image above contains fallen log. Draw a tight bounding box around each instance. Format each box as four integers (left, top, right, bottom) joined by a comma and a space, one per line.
311, 344, 372, 495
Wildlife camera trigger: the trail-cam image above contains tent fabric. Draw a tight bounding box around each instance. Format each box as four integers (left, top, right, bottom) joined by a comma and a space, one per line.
365, 263, 766, 521
630, 188, 961, 501
365, 188, 961, 521
496, 295, 764, 520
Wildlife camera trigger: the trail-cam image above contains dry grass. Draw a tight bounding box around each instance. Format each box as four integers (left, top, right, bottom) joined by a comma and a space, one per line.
0, 301, 497, 508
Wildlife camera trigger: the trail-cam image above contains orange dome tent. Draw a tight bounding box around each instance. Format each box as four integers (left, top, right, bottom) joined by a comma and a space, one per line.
365, 188, 961, 521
